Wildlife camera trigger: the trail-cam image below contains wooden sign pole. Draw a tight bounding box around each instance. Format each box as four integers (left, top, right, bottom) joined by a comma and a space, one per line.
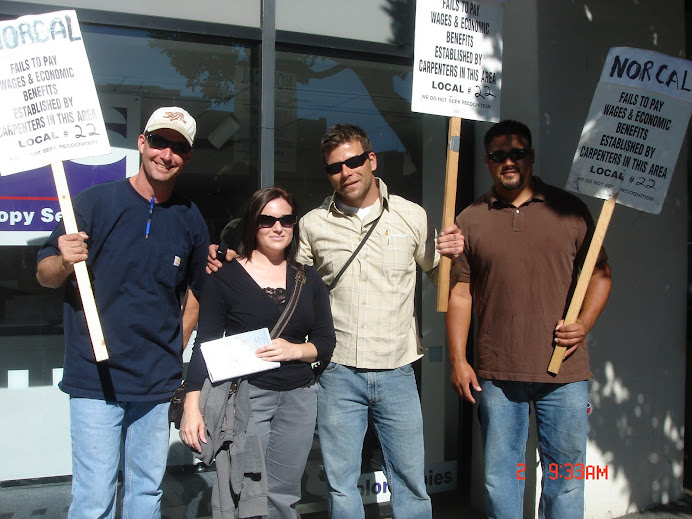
437, 116, 462, 312
547, 194, 616, 375
51, 161, 109, 362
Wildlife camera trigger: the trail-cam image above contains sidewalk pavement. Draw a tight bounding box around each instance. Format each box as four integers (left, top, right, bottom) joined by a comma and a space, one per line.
2, 469, 692, 518
358, 489, 692, 519
617, 490, 692, 519
426, 490, 692, 519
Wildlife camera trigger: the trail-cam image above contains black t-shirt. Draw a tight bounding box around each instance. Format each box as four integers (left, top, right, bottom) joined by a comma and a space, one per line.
186, 259, 335, 391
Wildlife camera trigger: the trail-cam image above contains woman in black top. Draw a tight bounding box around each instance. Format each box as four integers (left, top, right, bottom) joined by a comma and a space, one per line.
181, 187, 335, 519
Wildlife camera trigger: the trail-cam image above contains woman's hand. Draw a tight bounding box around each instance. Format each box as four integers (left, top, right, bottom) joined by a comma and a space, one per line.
256, 338, 317, 363
179, 391, 206, 453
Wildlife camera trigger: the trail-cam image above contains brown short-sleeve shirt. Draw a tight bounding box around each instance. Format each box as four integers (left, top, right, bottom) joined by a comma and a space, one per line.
452, 177, 605, 383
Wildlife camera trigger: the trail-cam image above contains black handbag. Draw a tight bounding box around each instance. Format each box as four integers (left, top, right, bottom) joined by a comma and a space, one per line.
168, 382, 187, 429
168, 265, 307, 429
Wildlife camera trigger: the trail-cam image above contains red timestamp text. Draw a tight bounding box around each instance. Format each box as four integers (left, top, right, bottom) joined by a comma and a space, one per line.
516, 463, 608, 480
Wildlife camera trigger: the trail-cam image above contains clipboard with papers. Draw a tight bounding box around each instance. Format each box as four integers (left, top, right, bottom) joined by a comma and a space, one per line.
200, 328, 280, 383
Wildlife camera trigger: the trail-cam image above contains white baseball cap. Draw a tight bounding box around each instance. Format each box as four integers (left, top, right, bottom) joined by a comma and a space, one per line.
144, 107, 196, 147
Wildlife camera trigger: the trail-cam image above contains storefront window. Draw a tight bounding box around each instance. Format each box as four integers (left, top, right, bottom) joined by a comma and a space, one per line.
0, 22, 257, 480
274, 50, 422, 211
274, 49, 429, 509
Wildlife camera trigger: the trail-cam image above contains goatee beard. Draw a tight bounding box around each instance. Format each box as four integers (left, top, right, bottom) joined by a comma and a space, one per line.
500, 174, 523, 191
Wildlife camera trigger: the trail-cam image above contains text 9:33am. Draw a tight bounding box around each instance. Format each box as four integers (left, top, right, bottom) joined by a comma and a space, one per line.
517, 463, 608, 480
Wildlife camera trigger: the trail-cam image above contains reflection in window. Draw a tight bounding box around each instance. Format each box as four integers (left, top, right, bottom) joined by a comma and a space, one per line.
0, 24, 258, 388
84, 25, 259, 239
275, 51, 422, 212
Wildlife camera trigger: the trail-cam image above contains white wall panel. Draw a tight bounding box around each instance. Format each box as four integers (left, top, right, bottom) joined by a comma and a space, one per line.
4, 0, 261, 28
277, 0, 406, 44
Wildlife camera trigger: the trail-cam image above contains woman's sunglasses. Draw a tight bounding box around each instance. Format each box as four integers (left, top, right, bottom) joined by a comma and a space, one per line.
257, 214, 297, 228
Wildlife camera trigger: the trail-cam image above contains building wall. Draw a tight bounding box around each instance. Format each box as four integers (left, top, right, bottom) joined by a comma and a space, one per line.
540, 3, 687, 517
277, 0, 408, 44
4, 0, 411, 42
5, 0, 262, 27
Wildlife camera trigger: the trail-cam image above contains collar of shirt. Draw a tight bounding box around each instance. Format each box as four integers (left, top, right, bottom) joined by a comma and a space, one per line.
335, 198, 376, 220
487, 176, 548, 209
327, 177, 390, 222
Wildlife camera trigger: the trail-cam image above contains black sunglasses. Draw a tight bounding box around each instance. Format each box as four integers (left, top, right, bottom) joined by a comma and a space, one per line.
145, 133, 192, 155
324, 151, 370, 175
487, 148, 530, 163
257, 214, 297, 228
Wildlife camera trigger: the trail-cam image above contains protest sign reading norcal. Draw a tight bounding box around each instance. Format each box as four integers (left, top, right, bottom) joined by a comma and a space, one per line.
550, 46, 692, 375
566, 47, 692, 214
411, 0, 504, 122
0, 10, 111, 362
0, 10, 110, 175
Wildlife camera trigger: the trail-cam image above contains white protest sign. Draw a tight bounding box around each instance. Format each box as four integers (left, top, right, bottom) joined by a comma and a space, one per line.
566, 47, 692, 214
550, 46, 692, 375
0, 10, 110, 362
411, 0, 504, 122
0, 10, 110, 176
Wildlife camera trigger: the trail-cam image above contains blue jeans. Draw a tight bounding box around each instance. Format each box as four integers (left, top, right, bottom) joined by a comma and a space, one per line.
68, 397, 171, 519
249, 383, 318, 519
479, 379, 588, 519
317, 363, 432, 519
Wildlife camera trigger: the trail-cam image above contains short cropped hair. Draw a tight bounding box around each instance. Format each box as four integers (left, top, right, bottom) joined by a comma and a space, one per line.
238, 187, 300, 268
320, 123, 372, 161
484, 120, 532, 151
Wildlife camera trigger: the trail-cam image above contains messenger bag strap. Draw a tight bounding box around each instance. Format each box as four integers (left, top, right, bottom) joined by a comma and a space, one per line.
270, 266, 307, 339
327, 207, 384, 292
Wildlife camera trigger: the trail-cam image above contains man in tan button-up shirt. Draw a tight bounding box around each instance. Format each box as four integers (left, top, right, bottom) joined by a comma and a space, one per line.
298, 123, 462, 519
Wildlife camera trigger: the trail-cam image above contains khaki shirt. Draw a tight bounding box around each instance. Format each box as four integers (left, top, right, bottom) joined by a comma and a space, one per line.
298, 179, 439, 369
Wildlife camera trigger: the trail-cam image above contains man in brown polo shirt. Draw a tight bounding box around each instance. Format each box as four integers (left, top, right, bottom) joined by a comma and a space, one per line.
446, 120, 611, 519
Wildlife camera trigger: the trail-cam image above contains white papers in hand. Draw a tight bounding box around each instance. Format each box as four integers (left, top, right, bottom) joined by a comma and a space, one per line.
200, 328, 280, 383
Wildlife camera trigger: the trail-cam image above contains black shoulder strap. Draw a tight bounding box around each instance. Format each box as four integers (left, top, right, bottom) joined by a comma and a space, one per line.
270, 266, 307, 339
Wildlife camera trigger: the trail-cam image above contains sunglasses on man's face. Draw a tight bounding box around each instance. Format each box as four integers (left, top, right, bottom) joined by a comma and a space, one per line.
324, 151, 370, 175
145, 133, 192, 155
487, 148, 530, 163
257, 214, 297, 228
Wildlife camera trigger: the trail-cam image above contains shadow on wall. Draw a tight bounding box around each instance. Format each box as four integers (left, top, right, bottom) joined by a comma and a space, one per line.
507, 340, 685, 519
530, 0, 689, 514
588, 358, 685, 509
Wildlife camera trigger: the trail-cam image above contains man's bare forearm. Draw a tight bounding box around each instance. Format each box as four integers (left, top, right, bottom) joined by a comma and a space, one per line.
36, 255, 73, 288
181, 289, 200, 351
